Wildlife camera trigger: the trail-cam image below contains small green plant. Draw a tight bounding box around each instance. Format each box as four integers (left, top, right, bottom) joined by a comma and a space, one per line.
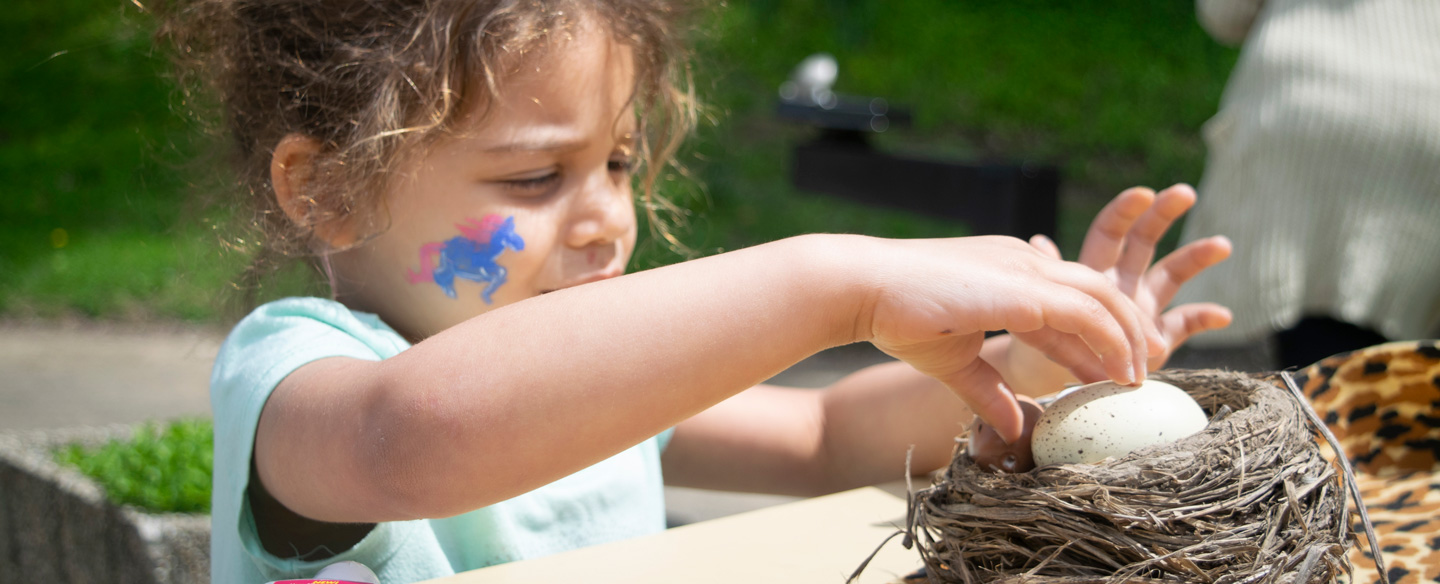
54, 418, 214, 514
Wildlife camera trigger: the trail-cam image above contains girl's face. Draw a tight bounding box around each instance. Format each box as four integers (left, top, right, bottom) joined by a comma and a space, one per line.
330, 21, 640, 340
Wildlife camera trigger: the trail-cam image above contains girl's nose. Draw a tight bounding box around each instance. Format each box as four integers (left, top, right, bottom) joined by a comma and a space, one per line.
564, 170, 635, 249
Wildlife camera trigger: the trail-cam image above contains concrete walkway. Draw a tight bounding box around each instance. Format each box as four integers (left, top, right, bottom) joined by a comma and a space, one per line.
0, 320, 895, 524
0, 322, 220, 430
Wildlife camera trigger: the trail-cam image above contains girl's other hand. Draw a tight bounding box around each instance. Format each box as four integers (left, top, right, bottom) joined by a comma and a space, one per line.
852, 235, 1164, 444
1029, 183, 1233, 373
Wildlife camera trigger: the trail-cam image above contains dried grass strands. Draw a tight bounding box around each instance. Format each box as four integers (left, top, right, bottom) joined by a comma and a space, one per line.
910, 370, 1356, 584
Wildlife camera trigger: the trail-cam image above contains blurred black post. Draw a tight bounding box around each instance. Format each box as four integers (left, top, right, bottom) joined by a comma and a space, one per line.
779, 55, 1060, 240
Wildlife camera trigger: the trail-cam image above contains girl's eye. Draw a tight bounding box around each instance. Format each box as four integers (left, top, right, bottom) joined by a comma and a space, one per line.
608, 156, 634, 174
501, 171, 560, 192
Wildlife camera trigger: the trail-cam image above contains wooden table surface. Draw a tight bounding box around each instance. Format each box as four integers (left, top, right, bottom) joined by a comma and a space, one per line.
420, 483, 923, 584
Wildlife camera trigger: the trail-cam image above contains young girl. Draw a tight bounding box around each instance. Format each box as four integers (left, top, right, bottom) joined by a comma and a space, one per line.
157, 0, 1233, 582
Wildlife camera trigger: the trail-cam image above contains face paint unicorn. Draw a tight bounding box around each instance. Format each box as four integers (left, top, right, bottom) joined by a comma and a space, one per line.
406, 215, 526, 303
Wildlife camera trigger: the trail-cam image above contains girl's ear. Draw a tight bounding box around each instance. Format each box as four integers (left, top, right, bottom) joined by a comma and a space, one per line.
270, 134, 359, 249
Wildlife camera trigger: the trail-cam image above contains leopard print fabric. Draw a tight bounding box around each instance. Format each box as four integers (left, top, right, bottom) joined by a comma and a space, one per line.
1289, 340, 1440, 584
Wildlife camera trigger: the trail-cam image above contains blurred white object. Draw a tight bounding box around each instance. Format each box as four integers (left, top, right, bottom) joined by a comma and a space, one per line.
314, 561, 381, 583
778, 52, 839, 108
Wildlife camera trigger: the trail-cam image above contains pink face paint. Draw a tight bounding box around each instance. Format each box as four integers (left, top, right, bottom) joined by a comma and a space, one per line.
405, 214, 525, 303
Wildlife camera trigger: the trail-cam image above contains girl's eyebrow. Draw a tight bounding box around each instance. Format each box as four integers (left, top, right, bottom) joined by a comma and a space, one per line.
481, 138, 587, 155
478, 127, 638, 155
471, 124, 587, 154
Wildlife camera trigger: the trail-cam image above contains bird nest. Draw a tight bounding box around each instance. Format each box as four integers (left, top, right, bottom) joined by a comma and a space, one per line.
906, 369, 1366, 584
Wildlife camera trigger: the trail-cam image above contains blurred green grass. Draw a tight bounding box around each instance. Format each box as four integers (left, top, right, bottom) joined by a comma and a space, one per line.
0, 0, 236, 321
54, 418, 213, 514
1, 0, 1238, 323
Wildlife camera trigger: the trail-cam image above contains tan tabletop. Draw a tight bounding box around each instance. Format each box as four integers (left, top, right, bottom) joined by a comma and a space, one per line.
420, 484, 923, 584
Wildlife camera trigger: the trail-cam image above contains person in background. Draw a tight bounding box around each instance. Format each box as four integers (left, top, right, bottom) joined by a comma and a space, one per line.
1171, 0, 1440, 371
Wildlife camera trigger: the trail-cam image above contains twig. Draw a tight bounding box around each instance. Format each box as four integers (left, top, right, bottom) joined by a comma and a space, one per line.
1279, 371, 1389, 584
846, 529, 908, 584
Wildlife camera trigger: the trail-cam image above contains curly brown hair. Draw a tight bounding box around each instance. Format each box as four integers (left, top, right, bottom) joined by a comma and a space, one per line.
151, 0, 698, 303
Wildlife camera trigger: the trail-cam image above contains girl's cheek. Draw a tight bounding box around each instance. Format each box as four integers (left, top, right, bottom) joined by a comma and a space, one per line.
402, 213, 527, 305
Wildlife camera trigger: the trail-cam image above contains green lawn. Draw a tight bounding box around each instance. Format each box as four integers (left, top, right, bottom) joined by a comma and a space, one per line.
54, 418, 213, 514
1, 0, 1238, 323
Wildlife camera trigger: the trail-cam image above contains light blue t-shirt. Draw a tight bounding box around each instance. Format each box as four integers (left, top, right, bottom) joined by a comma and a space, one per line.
210, 297, 672, 584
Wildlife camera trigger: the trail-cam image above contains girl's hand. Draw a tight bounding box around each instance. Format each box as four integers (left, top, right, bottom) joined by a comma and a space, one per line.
852, 235, 1165, 443
1027, 184, 1232, 377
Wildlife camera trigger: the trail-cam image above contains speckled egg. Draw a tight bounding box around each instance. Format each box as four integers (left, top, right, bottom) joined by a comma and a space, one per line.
1031, 379, 1208, 466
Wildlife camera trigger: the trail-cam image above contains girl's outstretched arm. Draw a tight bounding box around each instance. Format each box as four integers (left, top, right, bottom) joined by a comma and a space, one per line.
255, 233, 1156, 524
661, 364, 967, 496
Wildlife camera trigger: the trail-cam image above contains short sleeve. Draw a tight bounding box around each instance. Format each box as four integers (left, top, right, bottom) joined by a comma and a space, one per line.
208, 298, 451, 583
656, 427, 676, 452
210, 297, 672, 582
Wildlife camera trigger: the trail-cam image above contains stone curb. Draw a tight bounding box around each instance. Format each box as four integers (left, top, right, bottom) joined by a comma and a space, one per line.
0, 425, 210, 584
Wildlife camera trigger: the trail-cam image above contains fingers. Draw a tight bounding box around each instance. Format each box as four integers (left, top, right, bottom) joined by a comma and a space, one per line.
1144, 235, 1233, 309
1010, 329, 1110, 384
1156, 303, 1233, 354
1078, 187, 1154, 271
905, 257, 1150, 386
1025, 264, 1152, 383
874, 236, 1163, 391
937, 357, 1025, 444
1113, 184, 1197, 290
1029, 234, 1063, 260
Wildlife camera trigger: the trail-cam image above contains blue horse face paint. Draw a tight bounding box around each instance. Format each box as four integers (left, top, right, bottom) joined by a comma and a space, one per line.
405, 215, 526, 304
